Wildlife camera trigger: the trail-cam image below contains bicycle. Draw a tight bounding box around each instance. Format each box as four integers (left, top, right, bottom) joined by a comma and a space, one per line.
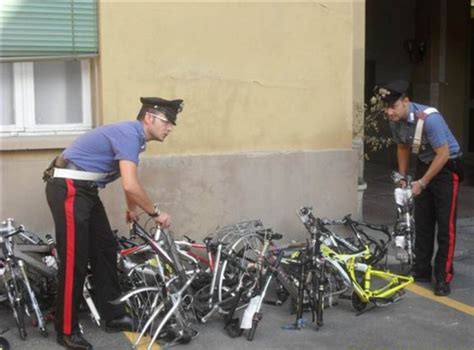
298, 207, 414, 314
391, 171, 416, 271
0, 219, 50, 339
112, 221, 199, 349
222, 227, 290, 340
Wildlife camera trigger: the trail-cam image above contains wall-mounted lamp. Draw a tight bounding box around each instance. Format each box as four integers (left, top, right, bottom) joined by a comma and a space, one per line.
403, 39, 426, 64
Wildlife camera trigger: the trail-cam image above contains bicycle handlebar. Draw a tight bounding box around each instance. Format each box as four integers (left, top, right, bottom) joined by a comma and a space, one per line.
0, 226, 25, 240
391, 171, 413, 187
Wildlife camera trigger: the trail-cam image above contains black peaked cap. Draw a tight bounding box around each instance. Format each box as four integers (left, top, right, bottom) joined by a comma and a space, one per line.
376, 80, 409, 105
140, 97, 184, 125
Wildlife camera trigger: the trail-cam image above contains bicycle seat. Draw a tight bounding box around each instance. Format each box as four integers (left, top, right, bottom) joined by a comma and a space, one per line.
257, 230, 283, 241
208, 241, 229, 251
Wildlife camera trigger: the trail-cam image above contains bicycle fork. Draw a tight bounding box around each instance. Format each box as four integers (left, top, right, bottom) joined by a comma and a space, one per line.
242, 251, 284, 341
83, 274, 101, 327
17, 259, 47, 335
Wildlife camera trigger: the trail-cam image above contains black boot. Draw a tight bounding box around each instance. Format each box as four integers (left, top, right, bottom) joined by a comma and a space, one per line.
434, 281, 451, 296
105, 314, 134, 333
410, 270, 432, 283
57, 333, 93, 350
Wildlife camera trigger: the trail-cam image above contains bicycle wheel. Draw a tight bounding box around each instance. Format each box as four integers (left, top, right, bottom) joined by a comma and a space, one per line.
351, 291, 367, 312
321, 261, 347, 308
126, 287, 164, 334
217, 234, 263, 304
163, 300, 198, 346
247, 317, 258, 341
192, 282, 214, 316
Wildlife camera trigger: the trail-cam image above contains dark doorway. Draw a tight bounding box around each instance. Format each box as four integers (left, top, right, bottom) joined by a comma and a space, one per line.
364, 0, 473, 173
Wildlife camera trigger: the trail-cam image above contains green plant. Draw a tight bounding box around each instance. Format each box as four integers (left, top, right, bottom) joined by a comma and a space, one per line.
353, 95, 393, 160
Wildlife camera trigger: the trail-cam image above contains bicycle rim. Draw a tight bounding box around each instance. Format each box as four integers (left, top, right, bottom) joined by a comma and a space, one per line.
218, 234, 263, 303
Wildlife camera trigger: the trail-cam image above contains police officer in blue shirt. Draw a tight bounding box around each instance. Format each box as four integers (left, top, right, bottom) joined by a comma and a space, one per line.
378, 80, 463, 297
44, 97, 183, 349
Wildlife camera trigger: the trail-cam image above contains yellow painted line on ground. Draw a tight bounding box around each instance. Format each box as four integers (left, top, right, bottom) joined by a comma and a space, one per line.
406, 283, 474, 316
123, 331, 161, 350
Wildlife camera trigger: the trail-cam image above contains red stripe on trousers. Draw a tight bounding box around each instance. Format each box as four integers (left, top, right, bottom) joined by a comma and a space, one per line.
445, 172, 459, 283
63, 179, 76, 335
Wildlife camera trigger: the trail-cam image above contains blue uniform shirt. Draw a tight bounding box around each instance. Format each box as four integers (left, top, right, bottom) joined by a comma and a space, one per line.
389, 102, 460, 164
62, 121, 146, 187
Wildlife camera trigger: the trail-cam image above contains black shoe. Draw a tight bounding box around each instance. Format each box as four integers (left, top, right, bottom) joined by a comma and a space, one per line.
434, 281, 451, 296
105, 314, 134, 333
410, 271, 432, 283
57, 333, 93, 350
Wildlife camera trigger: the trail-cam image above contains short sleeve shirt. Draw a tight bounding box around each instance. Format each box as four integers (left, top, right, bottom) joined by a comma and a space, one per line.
62, 121, 146, 187
389, 102, 460, 163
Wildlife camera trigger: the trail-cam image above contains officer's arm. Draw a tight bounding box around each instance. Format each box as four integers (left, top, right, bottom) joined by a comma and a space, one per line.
397, 144, 411, 176
119, 160, 157, 216
419, 144, 450, 186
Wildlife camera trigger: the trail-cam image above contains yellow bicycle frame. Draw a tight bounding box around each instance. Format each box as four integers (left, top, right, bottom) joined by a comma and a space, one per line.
321, 244, 414, 304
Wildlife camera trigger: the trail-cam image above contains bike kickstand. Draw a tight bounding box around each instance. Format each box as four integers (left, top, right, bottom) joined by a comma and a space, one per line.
282, 318, 307, 330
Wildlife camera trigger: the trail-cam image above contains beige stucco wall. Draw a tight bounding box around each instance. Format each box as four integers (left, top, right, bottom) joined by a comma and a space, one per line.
98, 1, 355, 154
0, 150, 357, 240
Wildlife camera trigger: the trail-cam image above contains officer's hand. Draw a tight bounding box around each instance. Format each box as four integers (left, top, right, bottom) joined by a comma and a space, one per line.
411, 181, 422, 196
126, 209, 139, 223
154, 212, 171, 229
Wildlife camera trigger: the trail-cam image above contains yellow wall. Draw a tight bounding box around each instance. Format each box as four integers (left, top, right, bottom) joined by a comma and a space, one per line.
99, 1, 355, 155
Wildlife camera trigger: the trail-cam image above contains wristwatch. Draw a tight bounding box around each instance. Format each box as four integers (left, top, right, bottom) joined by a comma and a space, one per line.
148, 205, 161, 218
418, 179, 427, 190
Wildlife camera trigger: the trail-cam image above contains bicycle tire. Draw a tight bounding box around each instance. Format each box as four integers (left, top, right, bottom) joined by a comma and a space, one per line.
217, 234, 263, 304
351, 291, 367, 312
0, 336, 10, 350
12, 295, 27, 340
125, 287, 164, 334
193, 280, 247, 316
246, 319, 258, 341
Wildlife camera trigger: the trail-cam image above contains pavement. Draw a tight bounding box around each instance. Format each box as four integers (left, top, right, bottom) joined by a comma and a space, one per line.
1, 160, 473, 350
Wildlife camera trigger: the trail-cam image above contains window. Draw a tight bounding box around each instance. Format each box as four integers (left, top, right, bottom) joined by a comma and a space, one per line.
0, 0, 97, 137
0, 60, 92, 136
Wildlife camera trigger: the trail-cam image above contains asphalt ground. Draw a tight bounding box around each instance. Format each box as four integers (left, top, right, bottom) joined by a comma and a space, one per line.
1, 161, 473, 350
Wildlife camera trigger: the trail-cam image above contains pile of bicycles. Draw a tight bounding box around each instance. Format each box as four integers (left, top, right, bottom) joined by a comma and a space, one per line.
0, 170, 416, 348
0, 218, 57, 340
105, 208, 414, 348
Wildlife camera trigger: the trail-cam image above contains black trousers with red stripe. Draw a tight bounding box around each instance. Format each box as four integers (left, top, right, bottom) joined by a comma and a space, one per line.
414, 160, 460, 283
45, 177, 126, 335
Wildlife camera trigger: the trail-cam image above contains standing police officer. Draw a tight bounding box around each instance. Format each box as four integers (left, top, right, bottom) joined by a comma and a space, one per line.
378, 80, 463, 297
44, 97, 183, 349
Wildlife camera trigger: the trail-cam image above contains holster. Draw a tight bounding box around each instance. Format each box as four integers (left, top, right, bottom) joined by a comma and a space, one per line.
446, 157, 464, 182
42, 156, 58, 182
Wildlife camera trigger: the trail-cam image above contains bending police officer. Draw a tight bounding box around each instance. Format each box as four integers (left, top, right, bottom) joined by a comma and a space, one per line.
377, 80, 462, 297
44, 97, 184, 349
